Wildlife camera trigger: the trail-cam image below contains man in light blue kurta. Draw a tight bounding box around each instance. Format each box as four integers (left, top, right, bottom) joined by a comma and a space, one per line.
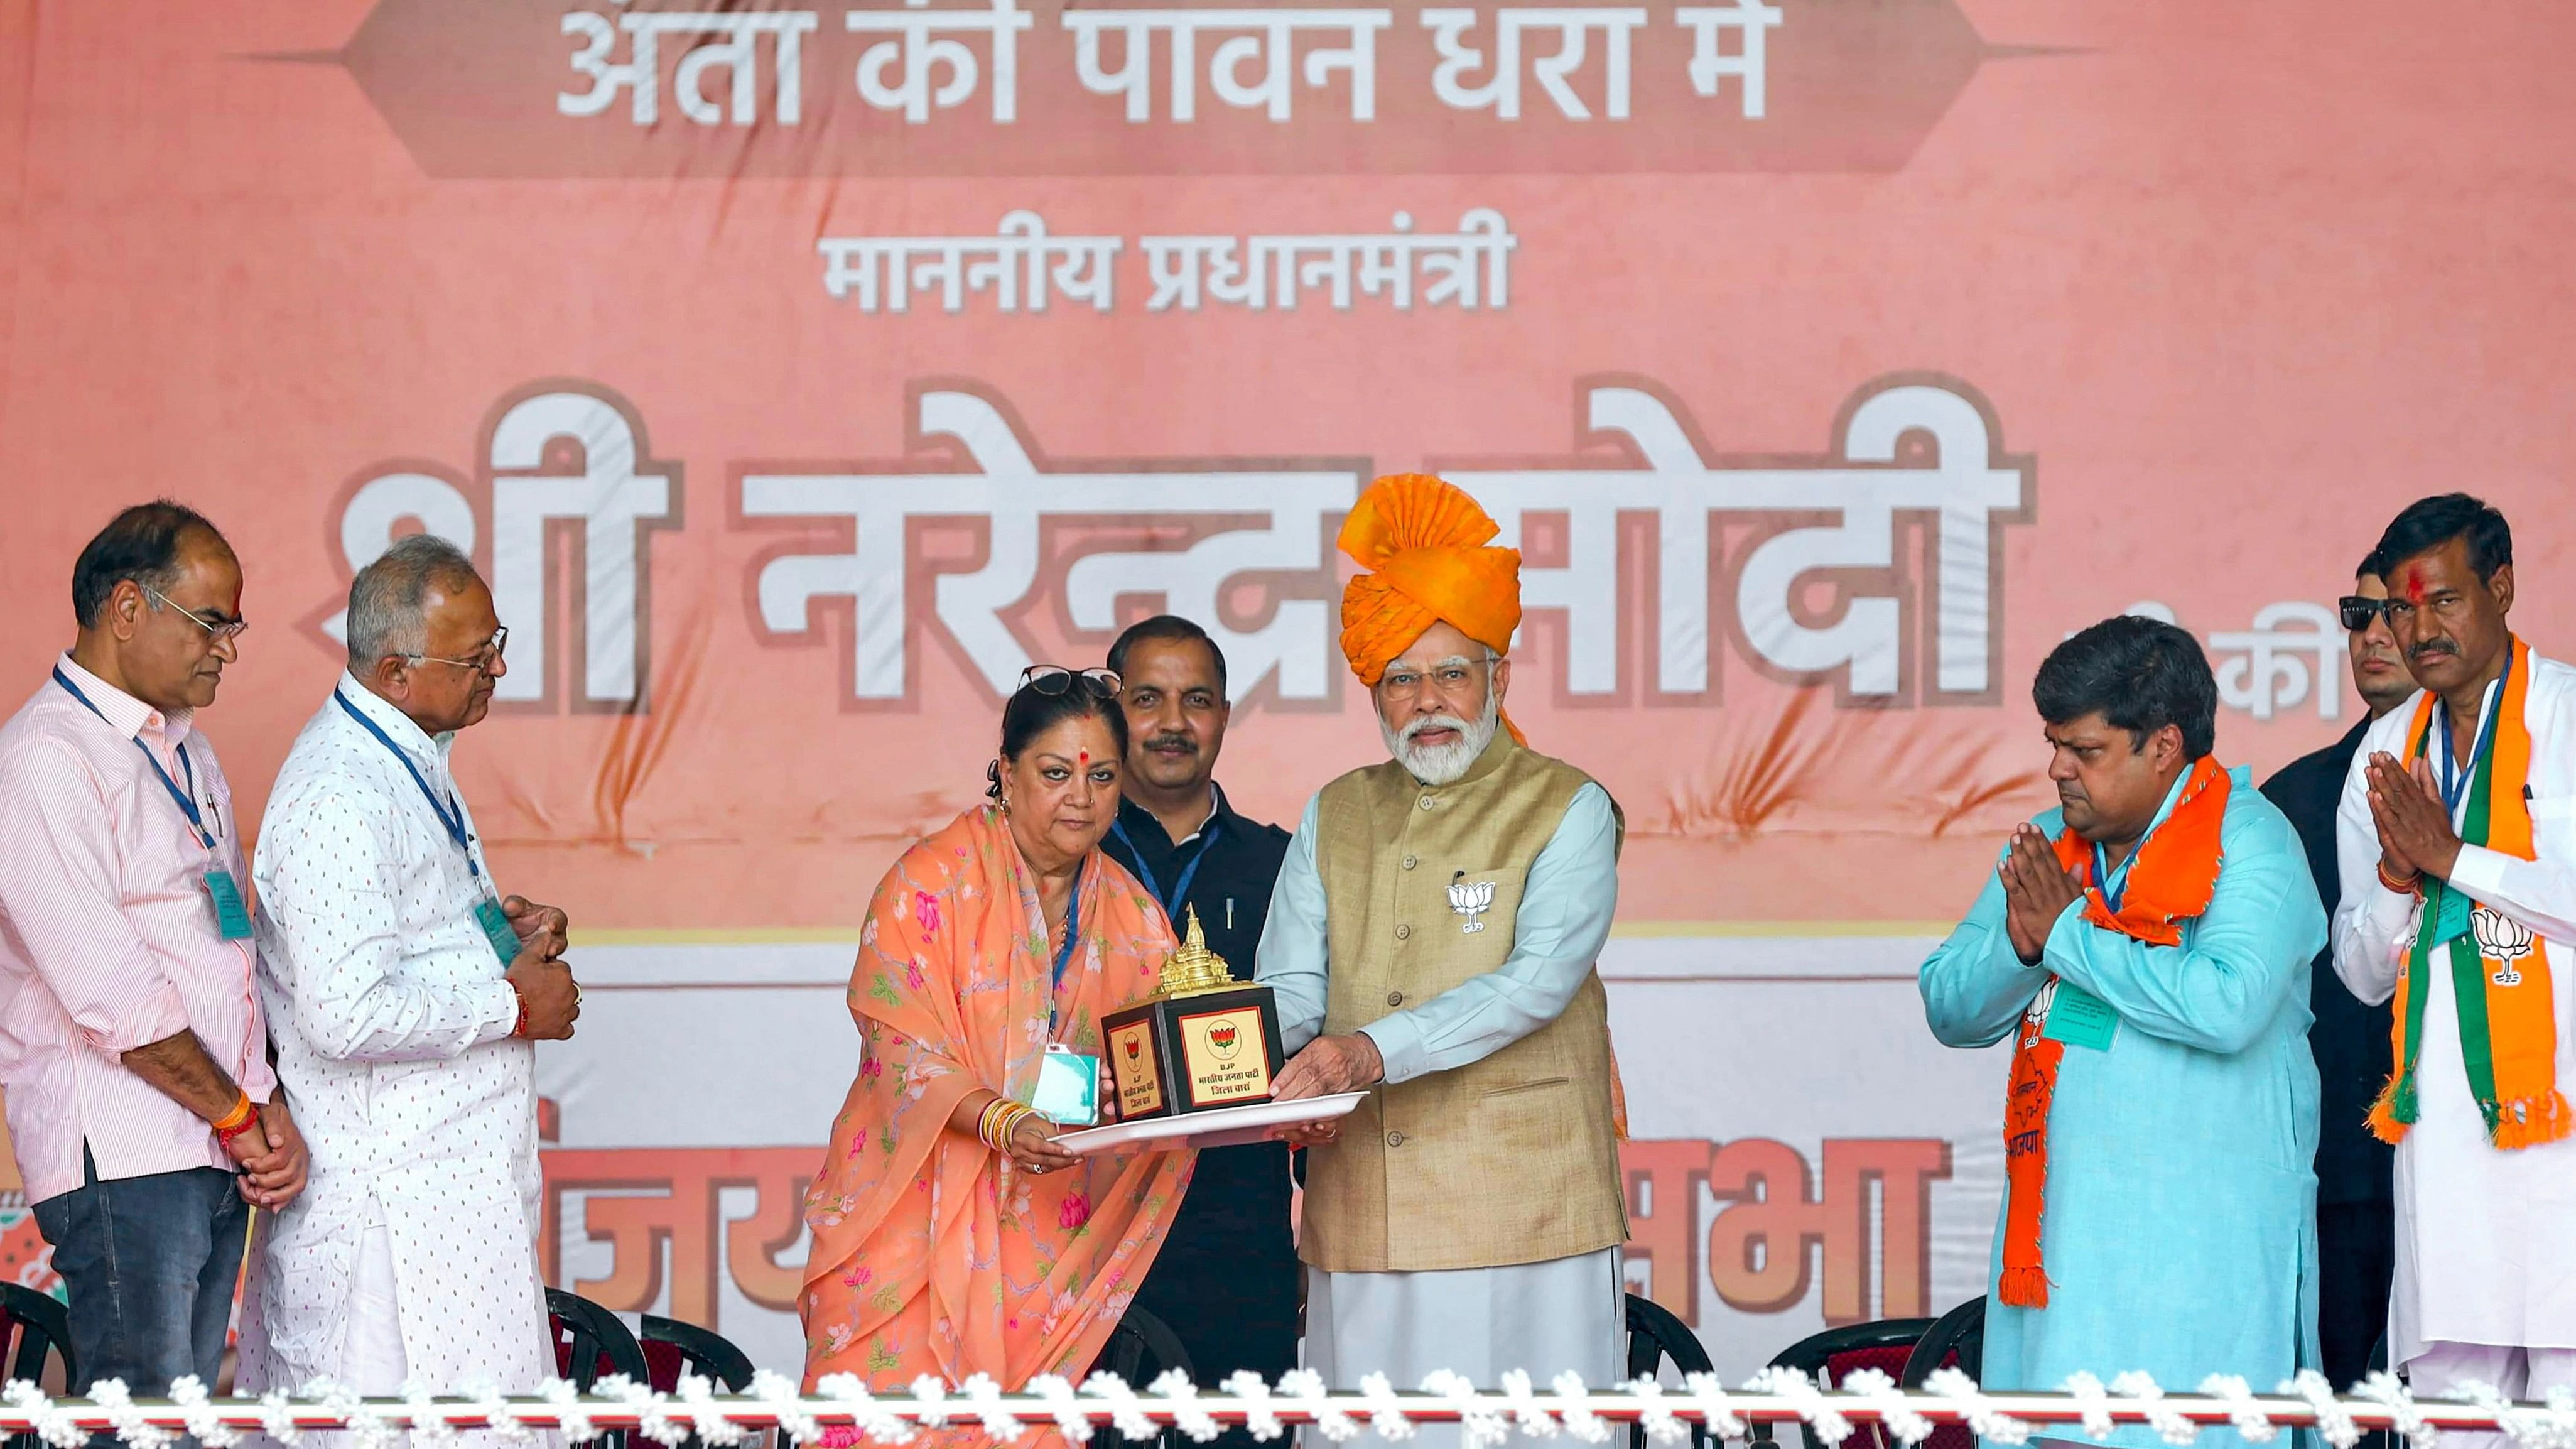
1921, 616, 2324, 1448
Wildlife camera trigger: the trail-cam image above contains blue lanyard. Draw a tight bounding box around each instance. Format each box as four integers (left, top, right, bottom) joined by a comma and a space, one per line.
2433, 653, 2512, 817
1052, 860, 1083, 990
2091, 840, 2131, 914
333, 690, 485, 884
2092, 800, 2182, 914
52, 667, 215, 852
1107, 816, 1220, 923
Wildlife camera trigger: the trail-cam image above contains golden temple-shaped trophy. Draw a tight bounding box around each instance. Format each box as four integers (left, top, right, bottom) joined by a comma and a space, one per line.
1100, 903, 1287, 1122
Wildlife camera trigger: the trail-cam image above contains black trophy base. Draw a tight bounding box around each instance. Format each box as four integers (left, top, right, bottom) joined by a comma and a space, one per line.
1102, 984, 1286, 1122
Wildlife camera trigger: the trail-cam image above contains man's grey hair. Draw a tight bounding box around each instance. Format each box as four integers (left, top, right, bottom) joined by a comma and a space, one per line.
346, 535, 483, 667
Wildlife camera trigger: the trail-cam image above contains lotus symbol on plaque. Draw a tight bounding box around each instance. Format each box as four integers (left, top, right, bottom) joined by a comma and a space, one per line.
2474, 905, 2535, 987
1206, 1021, 1243, 1060
1448, 877, 1496, 934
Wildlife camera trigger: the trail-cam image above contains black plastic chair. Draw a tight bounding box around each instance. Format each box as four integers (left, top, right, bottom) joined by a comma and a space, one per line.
548, 1288, 654, 1387
0, 1284, 73, 1390
1098, 1306, 1195, 1449
1896, 1296, 1984, 1388
641, 1315, 757, 1392
641, 1316, 761, 1449
0, 1285, 74, 1449
548, 1289, 653, 1449
1100, 1303, 1194, 1386
1624, 1293, 1717, 1449
1751, 1318, 1937, 1449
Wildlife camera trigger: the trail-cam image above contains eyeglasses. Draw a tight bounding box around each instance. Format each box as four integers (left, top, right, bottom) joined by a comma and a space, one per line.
1017, 665, 1122, 699
141, 583, 249, 643
2339, 596, 2395, 632
406, 626, 510, 675
1377, 656, 1494, 701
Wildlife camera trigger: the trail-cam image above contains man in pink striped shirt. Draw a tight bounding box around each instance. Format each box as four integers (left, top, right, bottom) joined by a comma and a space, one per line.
0, 502, 308, 1398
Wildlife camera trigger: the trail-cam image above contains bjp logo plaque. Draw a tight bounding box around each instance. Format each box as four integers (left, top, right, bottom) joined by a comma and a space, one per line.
1100, 904, 1285, 1121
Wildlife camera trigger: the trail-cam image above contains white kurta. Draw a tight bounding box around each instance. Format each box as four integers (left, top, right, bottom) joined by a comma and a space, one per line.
1306, 1249, 1625, 1449
2332, 653, 2576, 1364
240, 676, 551, 1409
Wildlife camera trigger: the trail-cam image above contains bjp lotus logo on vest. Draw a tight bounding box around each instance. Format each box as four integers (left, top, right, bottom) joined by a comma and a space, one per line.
2474, 905, 2535, 987
1204, 1020, 1243, 1061
1448, 877, 1497, 934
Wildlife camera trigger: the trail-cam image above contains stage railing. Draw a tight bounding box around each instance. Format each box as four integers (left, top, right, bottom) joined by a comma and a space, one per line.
6, 1367, 2573, 1446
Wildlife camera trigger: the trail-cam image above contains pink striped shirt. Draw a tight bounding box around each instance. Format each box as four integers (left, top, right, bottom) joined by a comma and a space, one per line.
0, 654, 273, 1204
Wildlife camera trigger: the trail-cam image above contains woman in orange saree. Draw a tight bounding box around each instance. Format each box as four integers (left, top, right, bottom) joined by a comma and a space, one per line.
801, 666, 1197, 1401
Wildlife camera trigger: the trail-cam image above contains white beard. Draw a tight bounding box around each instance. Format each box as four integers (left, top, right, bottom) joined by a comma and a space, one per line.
1382, 691, 1500, 786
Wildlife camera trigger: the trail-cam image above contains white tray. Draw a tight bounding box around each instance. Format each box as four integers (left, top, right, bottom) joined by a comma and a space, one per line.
1053, 1092, 1367, 1155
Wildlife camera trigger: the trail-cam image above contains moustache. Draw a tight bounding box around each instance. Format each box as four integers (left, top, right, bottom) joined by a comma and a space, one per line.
1404, 714, 1471, 741
2411, 640, 2459, 661
1144, 733, 1196, 754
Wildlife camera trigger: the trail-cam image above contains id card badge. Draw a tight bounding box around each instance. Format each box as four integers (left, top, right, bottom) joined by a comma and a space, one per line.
1032, 1045, 1101, 1126
202, 870, 254, 941
2041, 980, 2120, 1051
473, 896, 523, 965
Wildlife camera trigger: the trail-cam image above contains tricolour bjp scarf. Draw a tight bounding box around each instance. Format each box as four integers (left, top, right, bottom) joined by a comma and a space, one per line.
2368, 636, 2570, 1150
1998, 754, 2231, 1310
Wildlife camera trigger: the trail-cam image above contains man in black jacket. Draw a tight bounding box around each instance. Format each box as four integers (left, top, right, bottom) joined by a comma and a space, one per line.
1100, 616, 1297, 1420
2259, 556, 2416, 1387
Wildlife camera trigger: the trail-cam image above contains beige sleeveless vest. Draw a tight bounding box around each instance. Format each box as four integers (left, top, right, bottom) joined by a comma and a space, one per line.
1300, 732, 1629, 1274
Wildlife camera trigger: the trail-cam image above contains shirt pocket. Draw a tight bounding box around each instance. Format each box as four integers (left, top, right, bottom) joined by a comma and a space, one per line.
1432, 860, 1530, 943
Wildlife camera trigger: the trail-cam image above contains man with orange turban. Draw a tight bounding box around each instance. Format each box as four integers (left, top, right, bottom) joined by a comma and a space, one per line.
1257, 474, 1628, 1448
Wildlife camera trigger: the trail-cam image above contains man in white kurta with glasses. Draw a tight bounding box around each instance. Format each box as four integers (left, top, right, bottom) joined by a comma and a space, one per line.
241, 535, 582, 1424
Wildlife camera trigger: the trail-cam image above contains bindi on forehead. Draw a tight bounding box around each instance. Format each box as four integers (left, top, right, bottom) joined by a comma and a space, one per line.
1078, 749, 1090, 767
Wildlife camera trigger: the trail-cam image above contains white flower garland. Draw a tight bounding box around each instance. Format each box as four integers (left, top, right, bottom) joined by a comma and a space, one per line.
3, 1371, 2575, 1445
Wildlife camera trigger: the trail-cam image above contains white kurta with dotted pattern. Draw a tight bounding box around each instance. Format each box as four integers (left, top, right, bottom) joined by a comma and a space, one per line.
239, 678, 551, 1410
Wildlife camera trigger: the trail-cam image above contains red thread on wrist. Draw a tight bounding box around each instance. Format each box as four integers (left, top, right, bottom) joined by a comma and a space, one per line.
509, 979, 531, 1038
212, 1091, 258, 1147
2378, 860, 2422, 895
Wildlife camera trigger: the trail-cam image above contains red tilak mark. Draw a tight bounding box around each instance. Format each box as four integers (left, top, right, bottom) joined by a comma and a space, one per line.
2404, 567, 2428, 604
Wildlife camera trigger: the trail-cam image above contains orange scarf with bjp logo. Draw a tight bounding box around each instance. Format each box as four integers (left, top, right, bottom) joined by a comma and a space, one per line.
2368, 635, 2569, 1150
1998, 755, 2231, 1309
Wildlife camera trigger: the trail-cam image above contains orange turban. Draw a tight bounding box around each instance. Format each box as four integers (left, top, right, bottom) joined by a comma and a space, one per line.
1338, 474, 1522, 687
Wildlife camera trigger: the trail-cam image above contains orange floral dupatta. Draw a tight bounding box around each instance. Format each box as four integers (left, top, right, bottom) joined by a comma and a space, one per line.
801, 805, 1194, 1395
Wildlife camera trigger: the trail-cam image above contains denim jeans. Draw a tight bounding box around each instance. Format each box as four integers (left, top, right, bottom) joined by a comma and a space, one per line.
31, 1146, 247, 1395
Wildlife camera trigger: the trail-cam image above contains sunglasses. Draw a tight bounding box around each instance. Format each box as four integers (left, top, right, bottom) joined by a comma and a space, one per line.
2339, 596, 2396, 632
1017, 665, 1122, 699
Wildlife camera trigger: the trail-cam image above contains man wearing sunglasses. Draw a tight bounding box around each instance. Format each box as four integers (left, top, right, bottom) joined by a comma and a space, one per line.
0, 501, 308, 1405
2332, 494, 2576, 1422
2257, 558, 2416, 1393
241, 534, 579, 1428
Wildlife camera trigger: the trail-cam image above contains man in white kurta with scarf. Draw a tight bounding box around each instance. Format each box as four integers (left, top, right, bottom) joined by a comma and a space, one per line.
2334, 493, 2576, 1414
241, 535, 582, 1418
1258, 474, 1626, 1449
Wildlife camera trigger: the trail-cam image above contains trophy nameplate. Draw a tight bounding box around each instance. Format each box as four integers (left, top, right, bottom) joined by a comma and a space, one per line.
1101, 904, 1287, 1121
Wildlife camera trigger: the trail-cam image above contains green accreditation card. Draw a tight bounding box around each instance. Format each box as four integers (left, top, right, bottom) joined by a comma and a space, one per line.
202, 870, 253, 941
2042, 980, 2120, 1051
474, 896, 523, 965
1032, 1045, 1101, 1126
